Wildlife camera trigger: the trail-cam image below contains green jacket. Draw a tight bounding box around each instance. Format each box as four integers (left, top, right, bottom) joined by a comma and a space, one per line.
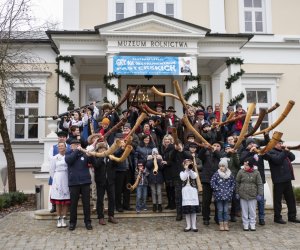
236, 167, 263, 200
227, 152, 240, 177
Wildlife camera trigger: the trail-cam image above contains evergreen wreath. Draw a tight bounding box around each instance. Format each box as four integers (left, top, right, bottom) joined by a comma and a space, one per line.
228, 92, 245, 106
55, 55, 75, 66
55, 69, 75, 91
226, 57, 244, 66
183, 73, 201, 83
103, 73, 122, 97
184, 82, 202, 101
55, 91, 74, 107
225, 69, 245, 89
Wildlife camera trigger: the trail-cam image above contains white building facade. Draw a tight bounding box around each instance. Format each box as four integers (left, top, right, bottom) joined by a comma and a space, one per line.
1, 0, 300, 201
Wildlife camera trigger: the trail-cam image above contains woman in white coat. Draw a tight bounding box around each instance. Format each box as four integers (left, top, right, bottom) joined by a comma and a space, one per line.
50, 142, 70, 228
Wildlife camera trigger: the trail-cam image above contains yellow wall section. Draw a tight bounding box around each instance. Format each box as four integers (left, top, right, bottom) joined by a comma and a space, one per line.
242, 64, 300, 141
182, 0, 210, 28
224, 0, 240, 33
79, 0, 107, 29
272, 0, 300, 35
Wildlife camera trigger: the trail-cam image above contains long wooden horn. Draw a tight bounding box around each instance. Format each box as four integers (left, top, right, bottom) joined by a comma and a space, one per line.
142, 103, 163, 116
108, 145, 133, 162
84, 139, 122, 157
151, 86, 181, 101
245, 108, 267, 138
153, 155, 159, 175
173, 80, 189, 111
213, 113, 246, 128
104, 117, 127, 139
219, 92, 224, 121
124, 112, 148, 143
233, 103, 256, 150
267, 102, 280, 114
182, 115, 212, 148
253, 131, 283, 155
253, 100, 295, 136
127, 173, 141, 192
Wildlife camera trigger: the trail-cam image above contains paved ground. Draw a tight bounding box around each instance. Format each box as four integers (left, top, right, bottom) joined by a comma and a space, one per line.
0, 209, 300, 250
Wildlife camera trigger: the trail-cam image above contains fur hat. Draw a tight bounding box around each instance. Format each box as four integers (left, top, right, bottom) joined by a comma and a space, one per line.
219, 157, 229, 168
102, 102, 113, 110
95, 142, 108, 150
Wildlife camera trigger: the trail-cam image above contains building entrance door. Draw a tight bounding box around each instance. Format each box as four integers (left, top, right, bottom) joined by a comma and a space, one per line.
127, 85, 165, 109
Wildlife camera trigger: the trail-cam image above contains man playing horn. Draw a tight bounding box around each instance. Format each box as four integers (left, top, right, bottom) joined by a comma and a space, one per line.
263, 139, 300, 224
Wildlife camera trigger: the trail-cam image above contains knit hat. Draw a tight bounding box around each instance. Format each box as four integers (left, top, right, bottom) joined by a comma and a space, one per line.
245, 138, 256, 147
101, 118, 110, 125
244, 157, 255, 168
152, 148, 159, 155
219, 158, 229, 168
123, 123, 131, 129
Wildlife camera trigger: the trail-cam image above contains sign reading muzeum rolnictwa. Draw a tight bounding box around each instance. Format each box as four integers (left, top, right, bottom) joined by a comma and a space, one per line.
113, 56, 192, 75
117, 40, 188, 48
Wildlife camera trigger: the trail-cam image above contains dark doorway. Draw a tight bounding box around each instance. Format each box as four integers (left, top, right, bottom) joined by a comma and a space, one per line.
127, 85, 165, 109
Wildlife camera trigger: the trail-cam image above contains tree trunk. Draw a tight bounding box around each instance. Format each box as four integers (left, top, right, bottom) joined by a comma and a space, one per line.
0, 101, 16, 192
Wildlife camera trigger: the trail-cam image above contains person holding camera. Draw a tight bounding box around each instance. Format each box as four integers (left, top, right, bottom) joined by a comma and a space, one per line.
180, 158, 200, 232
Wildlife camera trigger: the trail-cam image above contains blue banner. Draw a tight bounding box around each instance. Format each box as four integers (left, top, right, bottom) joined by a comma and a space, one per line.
113, 56, 192, 75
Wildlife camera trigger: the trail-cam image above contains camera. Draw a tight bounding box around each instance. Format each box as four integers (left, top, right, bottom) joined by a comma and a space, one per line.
188, 164, 194, 170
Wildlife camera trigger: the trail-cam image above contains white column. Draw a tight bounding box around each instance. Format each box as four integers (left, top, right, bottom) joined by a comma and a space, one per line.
209, 0, 226, 33
186, 55, 198, 104
211, 74, 222, 106
106, 53, 119, 104
63, 0, 79, 29
228, 63, 243, 99
58, 60, 72, 114
40, 118, 58, 172
70, 72, 80, 108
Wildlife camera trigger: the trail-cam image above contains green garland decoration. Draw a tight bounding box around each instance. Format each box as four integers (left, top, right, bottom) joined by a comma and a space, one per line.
55, 91, 74, 106
183, 73, 201, 83
192, 100, 204, 107
228, 92, 245, 106
184, 82, 202, 101
56, 55, 75, 66
55, 69, 75, 91
225, 69, 245, 89
103, 73, 122, 97
226, 57, 244, 66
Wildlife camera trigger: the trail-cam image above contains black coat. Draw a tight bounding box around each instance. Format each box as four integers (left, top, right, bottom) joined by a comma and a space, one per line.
263, 148, 295, 184
198, 148, 221, 183
145, 156, 164, 184
65, 150, 91, 186
90, 156, 115, 185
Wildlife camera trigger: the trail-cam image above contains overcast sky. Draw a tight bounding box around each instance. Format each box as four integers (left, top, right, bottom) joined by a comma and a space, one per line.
31, 0, 63, 28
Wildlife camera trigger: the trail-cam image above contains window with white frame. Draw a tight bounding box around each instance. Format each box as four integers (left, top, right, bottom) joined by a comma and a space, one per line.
246, 89, 270, 130
166, 3, 174, 17
116, 2, 125, 20
136, 1, 154, 15
243, 0, 265, 33
14, 89, 39, 140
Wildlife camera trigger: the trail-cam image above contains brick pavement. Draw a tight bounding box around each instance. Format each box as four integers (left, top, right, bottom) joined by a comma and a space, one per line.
0, 210, 300, 250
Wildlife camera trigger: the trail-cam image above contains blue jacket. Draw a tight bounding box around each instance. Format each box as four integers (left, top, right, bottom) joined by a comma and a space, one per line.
210, 171, 235, 201
65, 149, 91, 186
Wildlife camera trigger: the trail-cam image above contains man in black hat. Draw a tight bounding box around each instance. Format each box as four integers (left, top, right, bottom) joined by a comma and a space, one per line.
65, 139, 93, 230
48, 131, 71, 213
263, 140, 300, 224
164, 106, 184, 142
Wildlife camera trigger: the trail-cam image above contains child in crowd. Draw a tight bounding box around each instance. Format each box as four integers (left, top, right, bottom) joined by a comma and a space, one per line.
146, 148, 164, 212
135, 160, 149, 213
180, 158, 200, 232
210, 158, 235, 231
236, 157, 263, 231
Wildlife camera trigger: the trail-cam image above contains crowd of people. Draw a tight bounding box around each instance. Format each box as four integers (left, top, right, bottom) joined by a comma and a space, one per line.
48, 101, 300, 232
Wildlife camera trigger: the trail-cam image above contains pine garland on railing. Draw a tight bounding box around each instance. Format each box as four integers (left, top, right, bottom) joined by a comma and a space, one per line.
225, 69, 245, 89
184, 82, 202, 101
55, 91, 74, 107
228, 92, 245, 106
55, 69, 75, 91
226, 57, 244, 66
103, 73, 122, 97
183, 73, 201, 83
55, 55, 75, 66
